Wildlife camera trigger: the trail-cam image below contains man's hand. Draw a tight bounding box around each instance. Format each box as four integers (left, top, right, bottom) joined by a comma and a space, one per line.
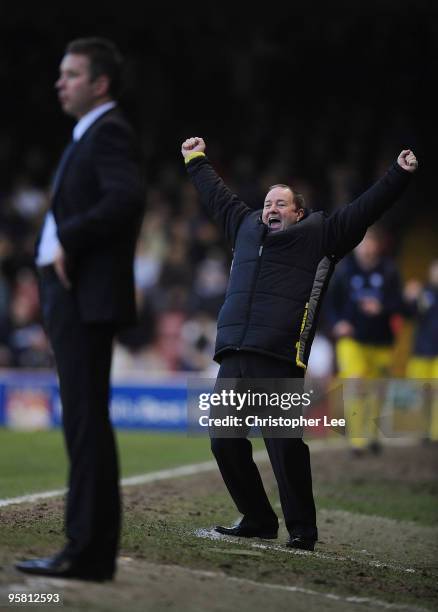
181, 137, 206, 159
358, 297, 382, 316
332, 320, 355, 338
397, 149, 418, 172
54, 245, 72, 290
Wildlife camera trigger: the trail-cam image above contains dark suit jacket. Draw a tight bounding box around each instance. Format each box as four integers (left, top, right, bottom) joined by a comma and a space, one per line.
51, 108, 145, 326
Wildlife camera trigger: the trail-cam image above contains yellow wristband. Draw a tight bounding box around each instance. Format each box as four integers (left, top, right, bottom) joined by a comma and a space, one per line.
185, 151, 206, 164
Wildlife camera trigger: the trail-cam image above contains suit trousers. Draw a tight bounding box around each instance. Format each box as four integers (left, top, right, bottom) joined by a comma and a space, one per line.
39, 267, 120, 573
210, 351, 317, 539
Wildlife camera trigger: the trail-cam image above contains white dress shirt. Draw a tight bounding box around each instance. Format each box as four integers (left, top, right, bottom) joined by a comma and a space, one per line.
36, 101, 117, 266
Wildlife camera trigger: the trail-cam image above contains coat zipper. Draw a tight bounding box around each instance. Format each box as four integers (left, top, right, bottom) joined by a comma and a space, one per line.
238, 231, 267, 347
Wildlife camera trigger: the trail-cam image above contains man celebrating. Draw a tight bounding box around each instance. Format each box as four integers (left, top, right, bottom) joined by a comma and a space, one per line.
16, 38, 144, 580
181, 136, 417, 551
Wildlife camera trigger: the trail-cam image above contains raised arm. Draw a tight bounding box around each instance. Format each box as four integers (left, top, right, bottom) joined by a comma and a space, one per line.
323, 150, 418, 259
181, 137, 250, 246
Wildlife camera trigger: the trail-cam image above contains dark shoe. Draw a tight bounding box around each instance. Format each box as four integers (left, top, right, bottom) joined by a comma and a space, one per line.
15, 553, 113, 582
368, 440, 382, 455
215, 521, 278, 539
286, 535, 316, 551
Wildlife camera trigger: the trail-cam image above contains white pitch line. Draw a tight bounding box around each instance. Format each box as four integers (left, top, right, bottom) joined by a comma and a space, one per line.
201, 571, 428, 611
0, 454, 256, 509
129, 562, 429, 612
0, 440, 347, 509
0, 437, 417, 509
209, 572, 429, 611
0, 488, 67, 508
2, 561, 428, 612
1, 439, 428, 610
194, 528, 417, 575
251, 542, 417, 574
0, 462, 217, 509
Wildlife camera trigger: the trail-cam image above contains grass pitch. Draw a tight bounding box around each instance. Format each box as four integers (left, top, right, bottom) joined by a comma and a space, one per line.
0, 432, 437, 612
0, 429, 216, 498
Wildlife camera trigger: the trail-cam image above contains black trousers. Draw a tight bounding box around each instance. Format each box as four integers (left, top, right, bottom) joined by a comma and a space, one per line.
211, 351, 317, 540
39, 268, 120, 573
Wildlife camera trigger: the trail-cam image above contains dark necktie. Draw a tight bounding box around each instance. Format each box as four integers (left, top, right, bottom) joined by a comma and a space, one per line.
51, 139, 77, 197
35, 139, 76, 256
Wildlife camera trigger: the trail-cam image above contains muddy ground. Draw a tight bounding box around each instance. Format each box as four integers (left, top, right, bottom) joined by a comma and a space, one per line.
0, 443, 437, 612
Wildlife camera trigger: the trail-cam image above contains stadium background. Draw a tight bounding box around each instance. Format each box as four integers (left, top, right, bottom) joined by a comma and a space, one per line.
1, 3, 437, 380
0, 6, 437, 611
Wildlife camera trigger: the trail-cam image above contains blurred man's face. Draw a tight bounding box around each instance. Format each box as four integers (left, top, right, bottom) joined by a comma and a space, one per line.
429, 261, 438, 286
55, 53, 105, 119
262, 187, 303, 232
354, 234, 381, 268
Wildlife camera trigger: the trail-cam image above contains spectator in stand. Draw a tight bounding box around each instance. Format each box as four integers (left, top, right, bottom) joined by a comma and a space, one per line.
0, 232, 13, 366
405, 260, 438, 441
9, 268, 51, 367
9, 174, 48, 224
189, 249, 229, 317
181, 310, 218, 373
327, 227, 405, 455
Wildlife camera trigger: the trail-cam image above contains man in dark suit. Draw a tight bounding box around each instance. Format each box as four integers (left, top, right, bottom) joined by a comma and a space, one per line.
16, 38, 144, 581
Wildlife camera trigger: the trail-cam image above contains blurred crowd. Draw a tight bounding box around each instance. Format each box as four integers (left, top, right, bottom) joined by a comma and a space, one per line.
0, 159, 234, 373
2, 10, 437, 377
0, 148, 436, 381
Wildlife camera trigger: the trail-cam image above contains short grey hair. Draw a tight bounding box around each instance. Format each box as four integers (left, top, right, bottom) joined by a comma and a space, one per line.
268, 184, 305, 210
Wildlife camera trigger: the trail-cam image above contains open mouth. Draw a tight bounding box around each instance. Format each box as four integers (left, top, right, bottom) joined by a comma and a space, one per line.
268, 217, 282, 230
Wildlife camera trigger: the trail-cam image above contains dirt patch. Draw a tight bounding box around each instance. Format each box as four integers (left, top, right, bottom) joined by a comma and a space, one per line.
310, 443, 438, 484
1, 444, 437, 612
0, 558, 407, 612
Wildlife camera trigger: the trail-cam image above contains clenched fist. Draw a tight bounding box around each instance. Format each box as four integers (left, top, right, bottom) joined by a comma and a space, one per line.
397, 149, 418, 173
181, 137, 206, 158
